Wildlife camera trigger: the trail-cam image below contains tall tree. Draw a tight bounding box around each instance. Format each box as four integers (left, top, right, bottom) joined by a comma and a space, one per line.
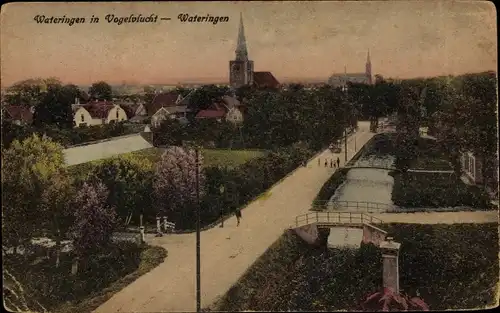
87, 155, 155, 224
153, 146, 206, 229
70, 179, 117, 256
4, 78, 48, 107
1, 134, 68, 255
89, 81, 113, 101
33, 83, 78, 128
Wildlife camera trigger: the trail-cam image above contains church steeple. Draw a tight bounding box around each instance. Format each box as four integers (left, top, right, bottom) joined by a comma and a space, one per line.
229, 12, 254, 88
366, 49, 372, 84
235, 12, 248, 61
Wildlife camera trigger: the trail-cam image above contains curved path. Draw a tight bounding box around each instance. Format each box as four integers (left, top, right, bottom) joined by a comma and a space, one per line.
94, 123, 375, 313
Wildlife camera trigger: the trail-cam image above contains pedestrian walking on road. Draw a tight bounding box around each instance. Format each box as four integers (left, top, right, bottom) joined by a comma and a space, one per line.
330, 159, 333, 168
235, 207, 242, 226
337, 157, 340, 168
324, 160, 328, 167
333, 161, 337, 169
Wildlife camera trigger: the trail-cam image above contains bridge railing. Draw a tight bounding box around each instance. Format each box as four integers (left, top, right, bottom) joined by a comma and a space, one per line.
312, 200, 393, 213
294, 211, 383, 228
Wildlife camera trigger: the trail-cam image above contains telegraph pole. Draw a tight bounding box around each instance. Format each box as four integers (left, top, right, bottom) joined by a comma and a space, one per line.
343, 85, 348, 162
195, 147, 201, 312
344, 127, 348, 162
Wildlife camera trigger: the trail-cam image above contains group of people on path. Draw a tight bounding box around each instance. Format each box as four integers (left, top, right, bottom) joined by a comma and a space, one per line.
318, 157, 340, 169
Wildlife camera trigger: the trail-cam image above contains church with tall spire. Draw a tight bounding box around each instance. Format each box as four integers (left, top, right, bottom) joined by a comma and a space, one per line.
327, 50, 373, 87
229, 13, 279, 89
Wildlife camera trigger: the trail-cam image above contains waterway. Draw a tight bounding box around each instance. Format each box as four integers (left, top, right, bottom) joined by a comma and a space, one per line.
328, 143, 396, 211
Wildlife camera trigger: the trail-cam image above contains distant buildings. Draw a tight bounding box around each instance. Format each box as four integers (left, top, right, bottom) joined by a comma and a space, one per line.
229, 13, 280, 89
328, 51, 372, 87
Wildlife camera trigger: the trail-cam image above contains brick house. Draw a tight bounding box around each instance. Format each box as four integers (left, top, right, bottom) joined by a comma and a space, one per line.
2, 105, 34, 125
146, 91, 192, 128
194, 95, 244, 123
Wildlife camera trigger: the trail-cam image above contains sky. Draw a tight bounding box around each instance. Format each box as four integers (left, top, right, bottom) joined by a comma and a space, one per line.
0, 1, 497, 87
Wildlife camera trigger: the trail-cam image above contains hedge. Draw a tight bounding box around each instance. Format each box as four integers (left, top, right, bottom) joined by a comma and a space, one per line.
391, 171, 492, 209
1, 121, 140, 149
207, 223, 498, 311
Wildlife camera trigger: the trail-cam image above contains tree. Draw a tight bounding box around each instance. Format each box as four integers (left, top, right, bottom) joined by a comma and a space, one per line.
188, 84, 230, 112
1, 134, 68, 255
89, 81, 113, 101
33, 83, 77, 128
69, 179, 117, 256
153, 146, 206, 229
87, 155, 155, 224
4, 78, 51, 107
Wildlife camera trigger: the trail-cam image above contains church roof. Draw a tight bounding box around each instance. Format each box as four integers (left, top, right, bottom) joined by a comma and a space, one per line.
253, 72, 280, 88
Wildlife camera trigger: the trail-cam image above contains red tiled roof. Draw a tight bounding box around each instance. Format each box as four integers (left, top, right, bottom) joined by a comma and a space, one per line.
146, 91, 182, 116
4, 105, 33, 123
195, 109, 226, 119
81, 103, 115, 119
253, 72, 280, 88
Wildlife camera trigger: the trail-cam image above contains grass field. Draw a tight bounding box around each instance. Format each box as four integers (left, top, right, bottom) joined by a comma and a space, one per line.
99, 147, 266, 169
68, 147, 267, 178
209, 223, 498, 312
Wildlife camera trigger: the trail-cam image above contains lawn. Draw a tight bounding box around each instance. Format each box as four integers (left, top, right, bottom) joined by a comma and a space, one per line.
68, 147, 267, 178
208, 223, 498, 311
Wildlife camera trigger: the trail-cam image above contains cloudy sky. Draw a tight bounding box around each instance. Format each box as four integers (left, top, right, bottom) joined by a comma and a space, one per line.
0, 1, 496, 86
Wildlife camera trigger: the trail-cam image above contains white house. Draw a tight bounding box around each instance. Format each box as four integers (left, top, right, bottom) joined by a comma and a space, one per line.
225, 106, 244, 124
73, 102, 128, 127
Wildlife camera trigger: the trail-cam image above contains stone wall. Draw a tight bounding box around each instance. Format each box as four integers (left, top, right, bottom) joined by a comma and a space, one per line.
362, 223, 387, 246
293, 223, 319, 245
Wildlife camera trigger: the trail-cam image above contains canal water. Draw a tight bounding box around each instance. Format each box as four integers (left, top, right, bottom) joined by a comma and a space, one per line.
328, 154, 396, 211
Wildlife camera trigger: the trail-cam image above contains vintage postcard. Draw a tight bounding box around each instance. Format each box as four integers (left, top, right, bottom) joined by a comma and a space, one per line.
1, 1, 498, 312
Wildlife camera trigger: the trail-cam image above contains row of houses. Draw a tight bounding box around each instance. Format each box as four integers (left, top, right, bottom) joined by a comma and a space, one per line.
2, 90, 246, 128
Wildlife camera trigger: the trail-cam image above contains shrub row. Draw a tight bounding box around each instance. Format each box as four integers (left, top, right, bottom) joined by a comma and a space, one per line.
209, 223, 499, 311
391, 171, 492, 209
1, 121, 139, 149
175, 143, 316, 230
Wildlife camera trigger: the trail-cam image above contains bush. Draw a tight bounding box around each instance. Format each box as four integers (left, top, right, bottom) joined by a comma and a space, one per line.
3, 241, 147, 310
391, 171, 492, 209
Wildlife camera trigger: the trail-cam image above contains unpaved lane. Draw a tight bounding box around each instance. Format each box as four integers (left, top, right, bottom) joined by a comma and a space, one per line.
374, 211, 498, 224
93, 124, 374, 313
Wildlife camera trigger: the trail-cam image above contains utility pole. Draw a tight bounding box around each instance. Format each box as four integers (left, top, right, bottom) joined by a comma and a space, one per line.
195, 147, 201, 313
343, 84, 348, 162
344, 126, 348, 162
